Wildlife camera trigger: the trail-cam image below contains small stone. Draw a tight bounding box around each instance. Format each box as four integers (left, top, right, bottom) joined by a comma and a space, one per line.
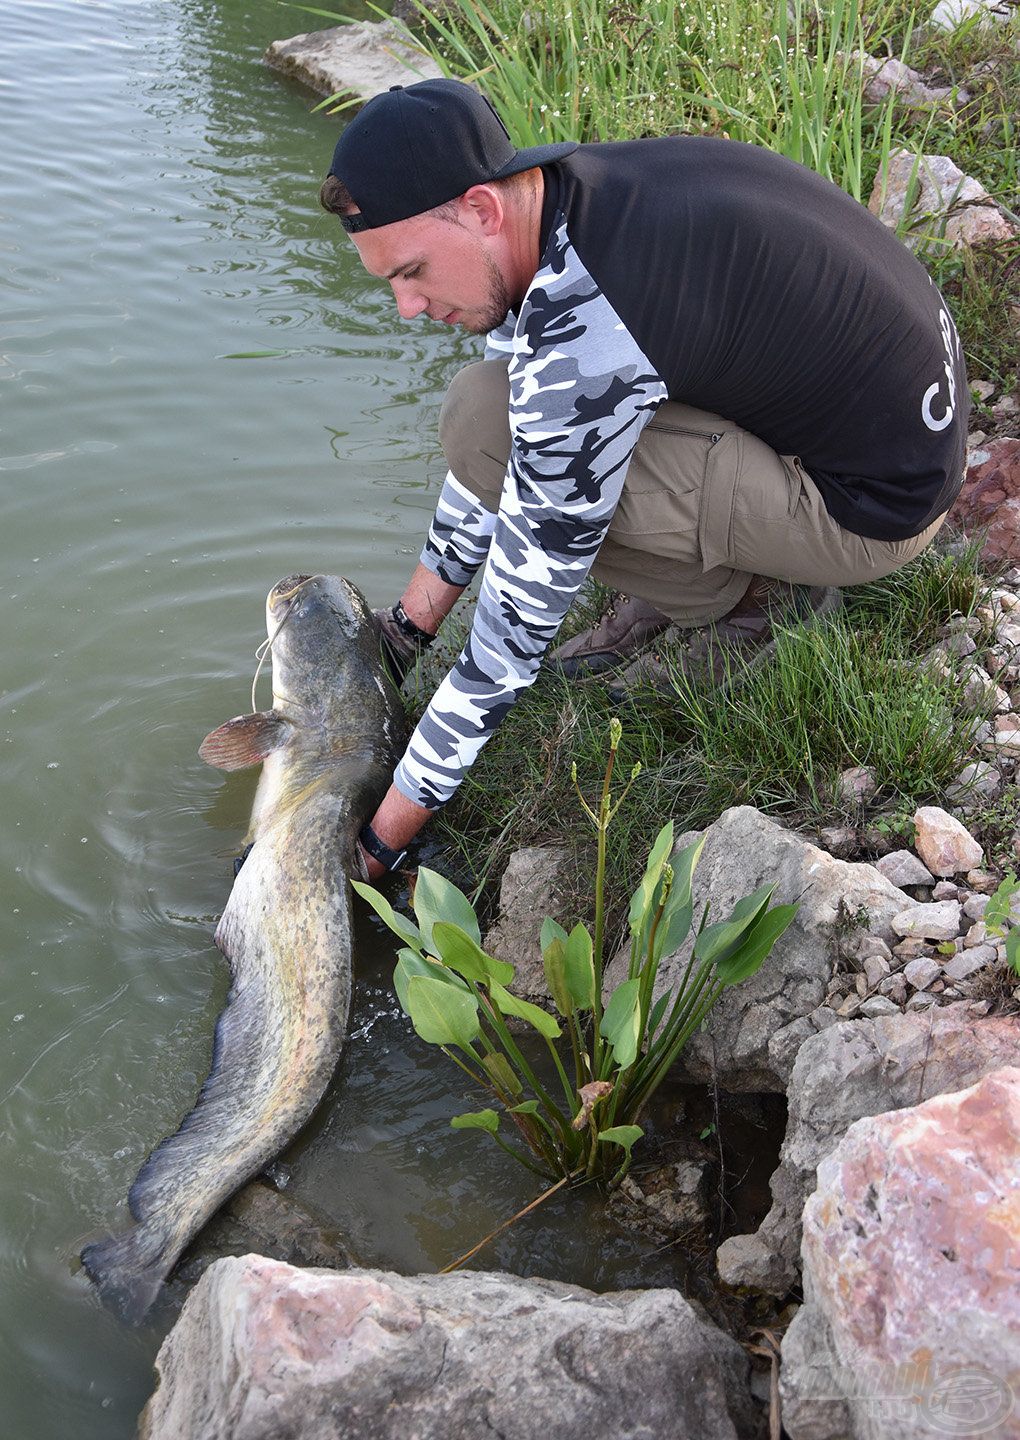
833, 766, 878, 805
818, 825, 858, 857
945, 630, 978, 658
905, 990, 937, 1010
966, 869, 1000, 894
944, 945, 998, 980
893, 937, 929, 959
932, 880, 960, 900
879, 974, 908, 1003
849, 934, 894, 964
903, 956, 942, 989
875, 849, 935, 887
964, 893, 990, 921
912, 806, 984, 876
971, 379, 996, 402
863, 954, 891, 987
965, 920, 988, 946
836, 995, 862, 1017
854, 972, 869, 997
858, 995, 901, 1018
946, 760, 1003, 803
891, 900, 962, 940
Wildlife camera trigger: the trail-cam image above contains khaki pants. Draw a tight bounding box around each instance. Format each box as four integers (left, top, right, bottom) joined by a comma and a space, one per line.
439, 359, 946, 626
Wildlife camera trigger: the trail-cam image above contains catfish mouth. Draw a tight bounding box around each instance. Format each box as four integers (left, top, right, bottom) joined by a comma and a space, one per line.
268, 574, 314, 616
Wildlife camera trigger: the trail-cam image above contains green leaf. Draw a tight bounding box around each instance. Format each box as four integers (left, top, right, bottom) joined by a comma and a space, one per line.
405, 974, 480, 1048
430, 921, 514, 985
652, 899, 694, 964
597, 1124, 643, 1160
540, 917, 569, 955
563, 924, 596, 1010
628, 822, 675, 937
412, 866, 482, 950
984, 872, 1018, 935
393, 948, 468, 1015
353, 880, 424, 953
600, 977, 642, 1069
543, 937, 573, 1018
451, 1109, 499, 1133
1006, 926, 1020, 978
693, 883, 776, 968
488, 981, 562, 1039
714, 903, 798, 986
510, 1100, 541, 1115
646, 989, 671, 1040
481, 1052, 523, 1098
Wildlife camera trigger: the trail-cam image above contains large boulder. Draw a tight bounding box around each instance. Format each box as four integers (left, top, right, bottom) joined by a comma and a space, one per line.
716, 1005, 1020, 1296
483, 845, 573, 1003
140, 1258, 760, 1440
780, 1067, 1020, 1440
868, 149, 1017, 252
264, 22, 441, 104
950, 437, 1020, 570
607, 807, 914, 1092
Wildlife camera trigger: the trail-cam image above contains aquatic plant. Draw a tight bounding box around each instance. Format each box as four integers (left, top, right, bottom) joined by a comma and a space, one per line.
354, 720, 797, 1186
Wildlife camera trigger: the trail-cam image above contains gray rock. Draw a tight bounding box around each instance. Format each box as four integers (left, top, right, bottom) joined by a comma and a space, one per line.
714, 1006, 1020, 1296
484, 845, 572, 1004
606, 807, 915, 1093
943, 944, 998, 980
857, 52, 957, 108
947, 759, 1004, 806
874, 849, 935, 887
858, 995, 901, 1018
863, 954, 891, 988
905, 991, 938, 1010
931, 0, 1013, 29
903, 956, 942, 990
264, 21, 442, 104
610, 1158, 713, 1241
891, 900, 962, 940
140, 1259, 758, 1440
878, 974, 908, 1004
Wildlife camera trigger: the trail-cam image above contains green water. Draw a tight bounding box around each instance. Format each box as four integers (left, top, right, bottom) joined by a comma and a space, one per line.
1, 5, 770, 1436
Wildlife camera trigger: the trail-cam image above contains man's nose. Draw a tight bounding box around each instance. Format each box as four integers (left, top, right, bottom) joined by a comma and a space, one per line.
393, 283, 428, 321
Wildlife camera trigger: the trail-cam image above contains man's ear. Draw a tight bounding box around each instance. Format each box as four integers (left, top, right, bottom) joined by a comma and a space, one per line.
460, 184, 505, 235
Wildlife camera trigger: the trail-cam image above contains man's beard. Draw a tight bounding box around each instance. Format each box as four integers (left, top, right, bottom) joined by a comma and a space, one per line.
462, 252, 513, 335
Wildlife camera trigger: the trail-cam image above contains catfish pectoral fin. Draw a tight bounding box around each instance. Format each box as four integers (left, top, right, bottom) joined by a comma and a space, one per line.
80, 1224, 170, 1327
199, 712, 290, 770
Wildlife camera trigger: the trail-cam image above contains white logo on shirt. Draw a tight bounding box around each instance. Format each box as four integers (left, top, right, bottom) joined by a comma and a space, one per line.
921, 304, 960, 434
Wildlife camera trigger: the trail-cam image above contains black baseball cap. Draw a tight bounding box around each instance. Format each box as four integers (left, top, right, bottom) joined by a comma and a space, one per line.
328, 78, 578, 233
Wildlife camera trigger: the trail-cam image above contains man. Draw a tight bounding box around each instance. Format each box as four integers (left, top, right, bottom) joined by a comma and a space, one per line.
320, 78, 968, 880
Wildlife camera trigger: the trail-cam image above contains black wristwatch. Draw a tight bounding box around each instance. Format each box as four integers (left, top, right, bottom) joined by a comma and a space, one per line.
358, 822, 408, 873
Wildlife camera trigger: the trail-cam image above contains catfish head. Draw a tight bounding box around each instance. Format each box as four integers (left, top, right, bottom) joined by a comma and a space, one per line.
198, 574, 402, 785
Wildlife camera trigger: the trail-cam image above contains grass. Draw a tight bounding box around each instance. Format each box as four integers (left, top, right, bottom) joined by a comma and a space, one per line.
418, 537, 999, 936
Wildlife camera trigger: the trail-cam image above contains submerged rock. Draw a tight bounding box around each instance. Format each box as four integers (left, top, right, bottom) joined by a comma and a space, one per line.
780, 1067, 1020, 1439
140, 1257, 759, 1440
715, 1005, 1020, 1296
264, 22, 441, 104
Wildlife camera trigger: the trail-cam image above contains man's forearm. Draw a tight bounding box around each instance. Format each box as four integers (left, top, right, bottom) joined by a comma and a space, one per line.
359, 784, 433, 879
399, 563, 464, 636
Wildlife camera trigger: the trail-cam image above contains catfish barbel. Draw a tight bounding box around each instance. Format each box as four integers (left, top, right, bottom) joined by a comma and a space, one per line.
81, 574, 404, 1322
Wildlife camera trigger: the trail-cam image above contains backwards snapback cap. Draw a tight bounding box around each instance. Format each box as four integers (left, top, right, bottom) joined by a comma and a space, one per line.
328, 78, 578, 233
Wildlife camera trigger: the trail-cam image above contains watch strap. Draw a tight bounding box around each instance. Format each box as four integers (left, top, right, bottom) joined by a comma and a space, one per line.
391, 602, 435, 651
358, 822, 408, 873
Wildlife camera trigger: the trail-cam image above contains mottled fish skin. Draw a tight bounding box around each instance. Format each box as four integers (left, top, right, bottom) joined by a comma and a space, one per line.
81, 575, 404, 1322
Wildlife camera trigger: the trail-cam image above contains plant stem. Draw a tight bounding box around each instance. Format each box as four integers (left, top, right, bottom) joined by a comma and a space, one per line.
439, 1173, 575, 1273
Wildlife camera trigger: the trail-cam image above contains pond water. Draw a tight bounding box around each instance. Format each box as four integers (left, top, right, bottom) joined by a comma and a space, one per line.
1, 5, 776, 1436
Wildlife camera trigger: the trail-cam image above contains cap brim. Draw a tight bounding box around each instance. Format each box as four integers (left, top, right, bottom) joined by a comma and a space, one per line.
491, 141, 579, 180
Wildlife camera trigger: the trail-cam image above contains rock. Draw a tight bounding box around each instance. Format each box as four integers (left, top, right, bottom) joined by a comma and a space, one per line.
932, 879, 960, 900
950, 437, 1020, 569
184, 1182, 350, 1276
606, 807, 915, 1092
991, 713, 1020, 755
964, 893, 991, 920
833, 765, 878, 805
874, 849, 935, 887
857, 52, 956, 108
264, 21, 442, 104
946, 758, 1003, 803
868, 149, 1018, 252
483, 845, 572, 1005
714, 1006, 1020, 1295
892, 936, 929, 959
944, 944, 998, 980
862, 954, 891, 988
858, 995, 901, 1017
780, 1068, 1020, 1439
609, 1158, 712, 1241
967, 868, 1002, 894
905, 990, 937, 1010
912, 805, 983, 876
891, 900, 962, 940
965, 920, 989, 946
140, 1259, 757, 1440
931, 0, 1014, 31
878, 974, 908, 1004
903, 956, 942, 989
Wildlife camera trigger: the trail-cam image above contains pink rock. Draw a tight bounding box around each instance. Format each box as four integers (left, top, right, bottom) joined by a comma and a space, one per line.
950, 438, 1020, 569
869, 150, 1018, 252
912, 805, 983, 876
782, 1068, 1020, 1440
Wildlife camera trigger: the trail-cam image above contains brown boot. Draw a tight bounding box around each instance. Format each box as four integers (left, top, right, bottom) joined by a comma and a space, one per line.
548, 592, 673, 678
612, 580, 842, 696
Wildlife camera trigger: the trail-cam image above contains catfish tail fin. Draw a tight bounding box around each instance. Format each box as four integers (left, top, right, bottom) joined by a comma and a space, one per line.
80, 1225, 171, 1326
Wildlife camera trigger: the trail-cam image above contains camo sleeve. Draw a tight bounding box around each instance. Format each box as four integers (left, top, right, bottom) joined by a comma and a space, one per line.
394, 218, 668, 810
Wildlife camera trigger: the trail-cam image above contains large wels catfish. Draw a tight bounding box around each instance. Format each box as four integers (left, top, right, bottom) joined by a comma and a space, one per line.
82, 574, 403, 1321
